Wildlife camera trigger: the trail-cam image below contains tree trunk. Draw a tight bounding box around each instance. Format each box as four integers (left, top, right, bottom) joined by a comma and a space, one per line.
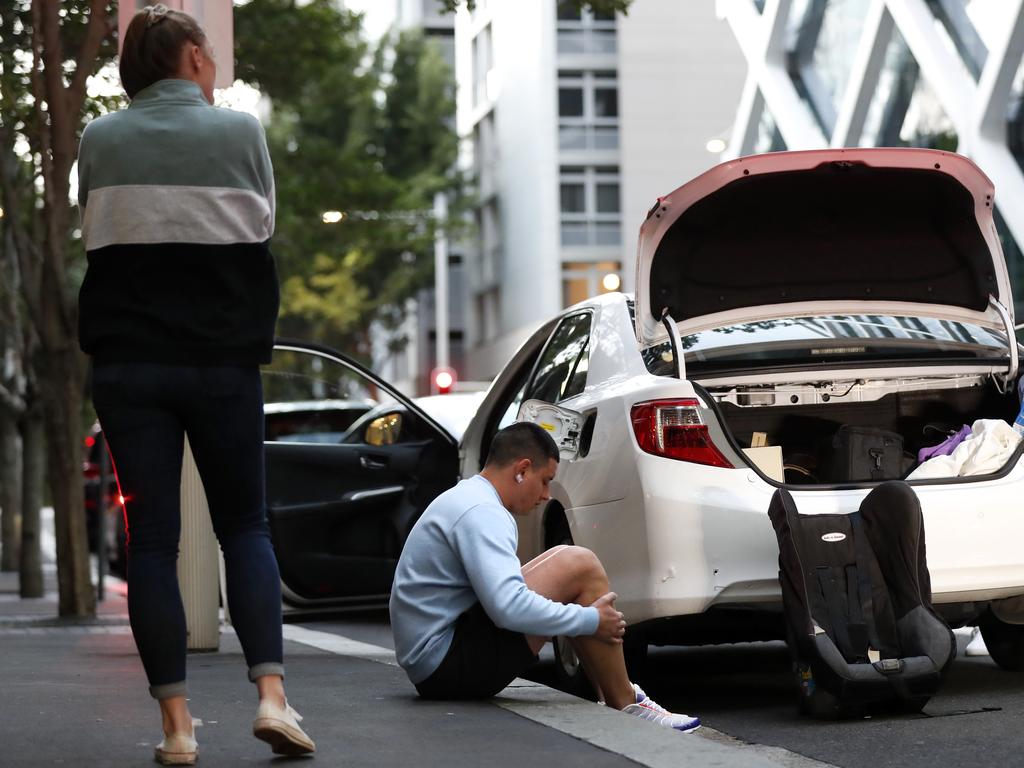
0, 411, 21, 571
39, 344, 93, 616
28, 0, 112, 619
19, 407, 45, 598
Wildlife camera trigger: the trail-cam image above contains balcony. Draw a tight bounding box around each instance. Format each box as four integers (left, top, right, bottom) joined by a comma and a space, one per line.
560, 220, 622, 247
558, 123, 619, 151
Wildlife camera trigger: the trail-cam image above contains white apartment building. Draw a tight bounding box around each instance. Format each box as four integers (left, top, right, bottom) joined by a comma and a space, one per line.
455, 0, 748, 379
718, 0, 1024, 324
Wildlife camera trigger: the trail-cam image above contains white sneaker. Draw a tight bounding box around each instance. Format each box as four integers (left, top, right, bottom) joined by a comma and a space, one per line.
621, 683, 701, 733
965, 627, 989, 657
253, 699, 316, 755
154, 732, 197, 765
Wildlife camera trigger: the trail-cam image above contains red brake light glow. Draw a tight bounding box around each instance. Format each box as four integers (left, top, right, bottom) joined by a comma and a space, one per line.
631, 399, 734, 468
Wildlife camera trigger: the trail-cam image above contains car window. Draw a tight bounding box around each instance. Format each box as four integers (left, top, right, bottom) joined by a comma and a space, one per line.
525, 313, 592, 404
641, 314, 1011, 378
262, 348, 394, 443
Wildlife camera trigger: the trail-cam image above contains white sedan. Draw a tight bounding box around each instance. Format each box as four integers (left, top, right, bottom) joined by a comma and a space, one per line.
264, 148, 1024, 682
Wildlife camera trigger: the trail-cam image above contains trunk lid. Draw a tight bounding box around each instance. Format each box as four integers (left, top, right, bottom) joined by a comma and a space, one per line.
634, 148, 1012, 346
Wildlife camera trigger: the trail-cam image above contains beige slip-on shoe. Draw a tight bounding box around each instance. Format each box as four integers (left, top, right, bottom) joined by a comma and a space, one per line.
253, 699, 315, 756
154, 732, 198, 765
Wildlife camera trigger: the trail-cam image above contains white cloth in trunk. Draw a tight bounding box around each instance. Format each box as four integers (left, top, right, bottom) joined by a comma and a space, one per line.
907, 419, 1022, 480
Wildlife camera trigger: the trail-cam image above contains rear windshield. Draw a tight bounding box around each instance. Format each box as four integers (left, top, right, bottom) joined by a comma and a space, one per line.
643, 315, 1010, 377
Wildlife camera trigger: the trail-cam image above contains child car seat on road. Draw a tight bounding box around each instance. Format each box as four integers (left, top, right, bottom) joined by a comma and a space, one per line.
768, 481, 956, 718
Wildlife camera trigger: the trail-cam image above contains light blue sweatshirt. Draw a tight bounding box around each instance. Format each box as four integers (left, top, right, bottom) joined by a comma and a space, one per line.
389, 475, 600, 684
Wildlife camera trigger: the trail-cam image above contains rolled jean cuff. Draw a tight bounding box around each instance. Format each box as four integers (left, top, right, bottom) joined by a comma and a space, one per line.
249, 662, 285, 683
149, 681, 188, 700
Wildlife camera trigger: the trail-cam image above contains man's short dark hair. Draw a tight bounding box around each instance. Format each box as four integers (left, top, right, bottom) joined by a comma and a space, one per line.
486, 422, 560, 468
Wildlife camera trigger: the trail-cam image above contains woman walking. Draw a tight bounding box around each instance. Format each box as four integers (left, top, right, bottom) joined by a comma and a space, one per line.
76, 5, 314, 763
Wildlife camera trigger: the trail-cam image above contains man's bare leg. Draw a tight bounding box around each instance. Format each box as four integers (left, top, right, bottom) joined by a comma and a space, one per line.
521, 545, 635, 709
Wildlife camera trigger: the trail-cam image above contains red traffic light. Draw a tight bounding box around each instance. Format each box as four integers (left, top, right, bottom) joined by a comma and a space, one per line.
431, 366, 457, 395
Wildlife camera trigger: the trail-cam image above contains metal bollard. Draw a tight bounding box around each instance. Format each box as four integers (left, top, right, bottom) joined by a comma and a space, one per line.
178, 436, 220, 651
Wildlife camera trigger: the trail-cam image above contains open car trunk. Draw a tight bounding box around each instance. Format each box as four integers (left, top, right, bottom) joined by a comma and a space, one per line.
706, 374, 1022, 485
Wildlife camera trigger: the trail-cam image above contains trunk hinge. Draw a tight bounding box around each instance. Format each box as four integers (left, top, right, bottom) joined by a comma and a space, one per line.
990, 295, 1019, 394
660, 308, 686, 380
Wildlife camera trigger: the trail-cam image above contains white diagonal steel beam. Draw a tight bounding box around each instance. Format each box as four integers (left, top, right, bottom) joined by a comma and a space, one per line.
975, 0, 1024, 140
832, 0, 893, 147
882, 0, 976, 140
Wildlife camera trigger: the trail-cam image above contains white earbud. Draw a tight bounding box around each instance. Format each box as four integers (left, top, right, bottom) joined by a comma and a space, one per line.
515, 474, 524, 484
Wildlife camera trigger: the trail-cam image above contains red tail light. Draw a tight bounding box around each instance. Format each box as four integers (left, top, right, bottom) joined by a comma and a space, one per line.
630, 399, 734, 468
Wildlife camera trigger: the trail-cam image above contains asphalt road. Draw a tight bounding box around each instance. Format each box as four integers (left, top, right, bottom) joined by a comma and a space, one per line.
297, 611, 1024, 768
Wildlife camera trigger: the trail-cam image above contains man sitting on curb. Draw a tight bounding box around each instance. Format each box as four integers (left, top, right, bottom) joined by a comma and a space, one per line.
389, 422, 700, 732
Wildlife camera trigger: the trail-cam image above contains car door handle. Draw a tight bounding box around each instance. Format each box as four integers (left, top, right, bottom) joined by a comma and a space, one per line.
360, 454, 389, 470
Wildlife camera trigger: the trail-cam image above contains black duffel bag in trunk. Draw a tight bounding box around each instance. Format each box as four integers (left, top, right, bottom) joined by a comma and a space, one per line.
828, 425, 904, 482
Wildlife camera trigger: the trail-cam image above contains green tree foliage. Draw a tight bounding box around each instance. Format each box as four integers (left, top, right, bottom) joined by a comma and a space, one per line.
235, 0, 465, 359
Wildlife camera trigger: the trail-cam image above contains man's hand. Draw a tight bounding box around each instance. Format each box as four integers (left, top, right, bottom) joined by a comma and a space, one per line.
591, 592, 626, 644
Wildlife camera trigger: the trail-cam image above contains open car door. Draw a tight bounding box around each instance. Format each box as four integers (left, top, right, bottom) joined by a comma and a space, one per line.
263, 340, 460, 608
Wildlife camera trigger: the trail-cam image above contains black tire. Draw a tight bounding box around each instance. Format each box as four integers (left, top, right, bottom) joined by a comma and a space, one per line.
545, 512, 597, 700
979, 608, 1024, 671
623, 630, 648, 679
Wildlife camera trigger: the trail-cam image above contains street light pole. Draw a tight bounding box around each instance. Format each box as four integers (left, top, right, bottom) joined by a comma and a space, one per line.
433, 191, 449, 373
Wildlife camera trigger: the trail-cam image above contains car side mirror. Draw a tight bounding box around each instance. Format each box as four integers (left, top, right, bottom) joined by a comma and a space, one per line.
365, 412, 402, 446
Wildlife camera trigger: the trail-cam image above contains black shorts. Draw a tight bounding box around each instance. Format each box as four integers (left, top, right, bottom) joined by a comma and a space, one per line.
414, 603, 538, 700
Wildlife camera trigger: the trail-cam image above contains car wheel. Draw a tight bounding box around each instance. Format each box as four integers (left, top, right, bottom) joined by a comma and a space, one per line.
979, 608, 1024, 671
545, 513, 598, 700
623, 630, 649, 679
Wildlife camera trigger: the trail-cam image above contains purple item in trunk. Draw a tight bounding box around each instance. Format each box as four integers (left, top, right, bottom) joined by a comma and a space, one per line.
917, 425, 972, 464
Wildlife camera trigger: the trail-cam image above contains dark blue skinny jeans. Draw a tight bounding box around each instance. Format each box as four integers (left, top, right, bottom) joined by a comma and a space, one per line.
91, 362, 283, 699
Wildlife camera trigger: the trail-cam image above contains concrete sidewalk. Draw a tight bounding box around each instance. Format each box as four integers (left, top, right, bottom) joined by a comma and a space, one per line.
0, 570, 821, 768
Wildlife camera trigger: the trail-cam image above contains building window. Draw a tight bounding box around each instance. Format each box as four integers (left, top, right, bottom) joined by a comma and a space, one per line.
755, 91, 787, 153
558, 70, 619, 150
927, 0, 987, 81
595, 183, 620, 213
562, 261, 622, 307
475, 199, 502, 288
475, 287, 501, 344
858, 27, 957, 150
474, 112, 498, 195
560, 182, 586, 213
994, 207, 1024, 323
556, 3, 616, 55
786, 0, 871, 137
556, 0, 582, 21
593, 87, 618, 118
559, 166, 621, 248
558, 87, 584, 117
472, 24, 494, 107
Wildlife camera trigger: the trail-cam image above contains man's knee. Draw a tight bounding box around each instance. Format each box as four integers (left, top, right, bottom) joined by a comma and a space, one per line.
558, 545, 607, 584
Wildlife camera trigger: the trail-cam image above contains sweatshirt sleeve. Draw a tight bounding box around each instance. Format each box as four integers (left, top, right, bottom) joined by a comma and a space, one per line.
252, 118, 275, 235
451, 505, 599, 638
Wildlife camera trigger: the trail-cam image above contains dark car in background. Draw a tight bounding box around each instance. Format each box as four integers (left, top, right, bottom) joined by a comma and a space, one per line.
83, 422, 127, 577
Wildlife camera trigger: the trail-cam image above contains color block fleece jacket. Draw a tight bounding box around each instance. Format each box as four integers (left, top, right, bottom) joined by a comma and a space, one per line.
77, 79, 279, 365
